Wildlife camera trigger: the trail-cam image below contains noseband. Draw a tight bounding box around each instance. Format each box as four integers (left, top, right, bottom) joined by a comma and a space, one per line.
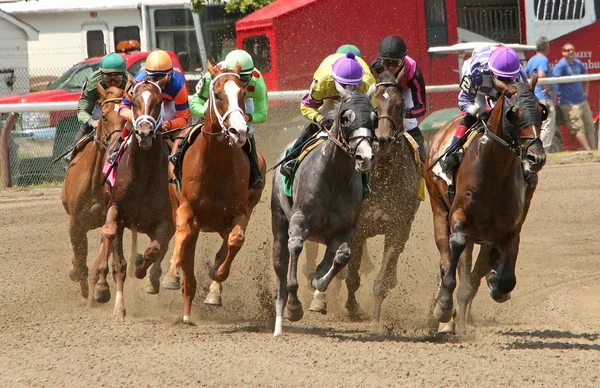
327, 122, 374, 158
204, 72, 245, 140
131, 80, 164, 136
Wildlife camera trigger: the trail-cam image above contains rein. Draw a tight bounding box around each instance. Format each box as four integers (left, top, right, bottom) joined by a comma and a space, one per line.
327, 124, 373, 158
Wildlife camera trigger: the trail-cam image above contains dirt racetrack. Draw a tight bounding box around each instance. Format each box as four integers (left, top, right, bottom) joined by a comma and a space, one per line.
2, 148, 600, 386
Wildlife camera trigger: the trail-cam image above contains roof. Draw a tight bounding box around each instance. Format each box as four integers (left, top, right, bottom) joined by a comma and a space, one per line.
0, 8, 37, 39
236, 0, 318, 30
0, 0, 192, 14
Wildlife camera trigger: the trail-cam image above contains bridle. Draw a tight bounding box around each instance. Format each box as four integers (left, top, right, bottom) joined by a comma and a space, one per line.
203, 72, 245, 140
131, 80, 164, 137
375, 80, 404, 141
97, 96, 124, 149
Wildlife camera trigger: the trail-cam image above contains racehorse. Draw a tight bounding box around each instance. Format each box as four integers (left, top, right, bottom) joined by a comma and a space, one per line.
161, 62, 266, 323
271, 90, 376, 336
61, 82, 137, 299
89, 79, 175, 320
425, 76, 547, 334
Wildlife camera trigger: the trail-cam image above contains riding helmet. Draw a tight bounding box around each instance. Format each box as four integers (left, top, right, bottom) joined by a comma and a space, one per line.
332, 52, 365, 86
224, 49, 254, 75
488, 46, 521, 78
99, 53, 127, 74
377, 35, 408, 60
336, 44, 362, 59
145, 50, 173, 75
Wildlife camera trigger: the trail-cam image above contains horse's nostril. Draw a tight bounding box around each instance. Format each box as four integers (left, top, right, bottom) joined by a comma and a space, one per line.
355, 155, 363, 161
228, 128, 238, 136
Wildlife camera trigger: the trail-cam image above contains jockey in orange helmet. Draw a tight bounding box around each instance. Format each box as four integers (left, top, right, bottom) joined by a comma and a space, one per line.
109, 50, 190, 163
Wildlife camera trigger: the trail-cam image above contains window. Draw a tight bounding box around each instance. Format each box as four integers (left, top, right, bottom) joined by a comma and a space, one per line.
242, 35, 271, 73
199, 5, 245, 65
154, 8, 202, 71
114, 26, 141, 51
534, 0, 585, 20
48, 62, 100, 90
86, 30, 105, 58
128, 59, 146, 76
425, 0, 448, 48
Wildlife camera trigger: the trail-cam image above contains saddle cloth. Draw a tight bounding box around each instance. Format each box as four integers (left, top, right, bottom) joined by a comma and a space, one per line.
429, 129, 481, 187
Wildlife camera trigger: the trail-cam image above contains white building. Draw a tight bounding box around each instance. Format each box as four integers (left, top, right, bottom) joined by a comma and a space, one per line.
0, 7, 38, 94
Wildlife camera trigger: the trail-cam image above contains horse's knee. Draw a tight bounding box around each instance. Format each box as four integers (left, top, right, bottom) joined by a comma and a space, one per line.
334, 245, 351, 267
288, 237, 303, 257
449, 232, 467, 253
228, 231, 245, 248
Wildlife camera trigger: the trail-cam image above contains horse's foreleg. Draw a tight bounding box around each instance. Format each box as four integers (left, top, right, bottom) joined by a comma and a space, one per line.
372, 230, 410, 322
488, 233, 520, 302
90, 205, 118, 305
344, 235, 366, 320
211, 213, 249, 283
286, 213, 308, 322
162, 202, 195, 291
307, 243, 337, 315
126, 229, 138, 279
455, 241, 475, 334
111, 225, 127, 321
272, 201, 290, 336
144, 221, 175, 295
466, 244, 493, 325
430, 194, 453, 323
311, 230, 353, 293
438, 210, 467, 321
68, 217, 89, 299
205, 238, 228, 306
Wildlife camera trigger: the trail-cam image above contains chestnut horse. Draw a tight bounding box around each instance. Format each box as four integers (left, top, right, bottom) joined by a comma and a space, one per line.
161, 63, 266, 324
425, 77, 547, 334
89, 79, 175, 320
61, 82, 136, 299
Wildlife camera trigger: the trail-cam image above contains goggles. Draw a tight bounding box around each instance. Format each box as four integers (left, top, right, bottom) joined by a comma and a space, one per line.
102, 73, 124, 83
382, 57, 405, 68
240, 73, 252, 83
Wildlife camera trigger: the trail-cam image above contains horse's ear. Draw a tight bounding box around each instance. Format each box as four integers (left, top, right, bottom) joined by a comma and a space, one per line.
342, 109, 356, 125
529, 70, 539, 91
124, 75, 134, 94
96, 81, 107, 98
235, 61, 242, 74
207, 60, 217, 77
367, 83, 376, 99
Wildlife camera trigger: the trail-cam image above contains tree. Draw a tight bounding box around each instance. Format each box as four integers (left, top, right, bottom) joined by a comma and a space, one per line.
191, 0, 275, 14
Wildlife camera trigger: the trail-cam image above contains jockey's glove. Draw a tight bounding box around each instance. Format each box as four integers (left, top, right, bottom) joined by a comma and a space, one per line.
477, 110, 490, 122
161, 121, 172, 131
466, 104, 480, 116
320, 117, 334, 130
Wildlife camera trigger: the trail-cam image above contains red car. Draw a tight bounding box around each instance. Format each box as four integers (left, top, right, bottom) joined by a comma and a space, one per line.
0, 50, 184, 138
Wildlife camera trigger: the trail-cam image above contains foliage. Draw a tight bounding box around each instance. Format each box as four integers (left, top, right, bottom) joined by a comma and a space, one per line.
190, 0, 275, 14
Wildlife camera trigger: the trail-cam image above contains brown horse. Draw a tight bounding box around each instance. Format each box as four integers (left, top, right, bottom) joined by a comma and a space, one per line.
61, 82, 134, 299
89, 79, 175, 320
425, 77, 547, 334
162, 62, 266, 324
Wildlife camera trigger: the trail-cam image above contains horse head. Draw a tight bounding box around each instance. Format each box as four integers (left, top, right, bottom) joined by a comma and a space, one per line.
333, 90, 376, 172
97, 79, 128, 140
128, 79, 163, 150
206, 60, 247, 148
372, 69, 405, 150
490, 78, 547, 176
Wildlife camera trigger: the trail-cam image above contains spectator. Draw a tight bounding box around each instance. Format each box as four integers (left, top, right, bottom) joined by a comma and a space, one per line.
553, 42, 596, 150
526, 36, 557, 153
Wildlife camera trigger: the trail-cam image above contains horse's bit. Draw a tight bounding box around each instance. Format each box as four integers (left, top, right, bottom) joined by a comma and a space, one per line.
131, 80, 164, 136
327, 123, 373, 159
204, 72, 244, 140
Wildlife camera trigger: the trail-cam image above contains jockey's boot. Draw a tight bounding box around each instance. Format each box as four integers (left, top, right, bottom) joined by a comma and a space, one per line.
244, 136, 263, 189
65, 124, 93, 163
441, 136, 465, 175
107, 136, 124, 164
280, 122, 320, 177
407, 127, 427, 164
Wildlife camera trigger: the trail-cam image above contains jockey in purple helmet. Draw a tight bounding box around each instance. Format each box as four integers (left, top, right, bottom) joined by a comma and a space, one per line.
441, 45, 528, 173
280, 51, 375, 176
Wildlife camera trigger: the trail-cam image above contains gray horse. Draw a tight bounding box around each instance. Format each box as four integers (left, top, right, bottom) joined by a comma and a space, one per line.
307, 70, 422, 321
271, 91, 377, 336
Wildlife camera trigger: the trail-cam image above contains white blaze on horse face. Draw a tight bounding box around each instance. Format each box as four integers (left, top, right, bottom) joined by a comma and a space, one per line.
138, 90, 153, 134
223, 80, 247, 134
354, 130, 373, 172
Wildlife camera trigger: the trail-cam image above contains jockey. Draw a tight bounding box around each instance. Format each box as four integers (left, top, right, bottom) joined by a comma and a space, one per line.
440, 45, 528, 173
336, 43, 362, 58
109, 50, 190, 163
66, 52, 131, 163
188, 49, 267, 189
280, 51, 376, 176
370, 35, 428, 163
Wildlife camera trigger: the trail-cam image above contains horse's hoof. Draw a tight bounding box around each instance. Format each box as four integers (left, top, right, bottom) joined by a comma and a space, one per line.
433, 302, 453, 323
161, 274, 181, 290
80, 281, 89, 300
204, 293, 222, 306
491, 291, 511, 303
286, 302, 304, 322
114, 307, 126, 322
345, 301, 368, 321
438, 321, 456, 334
309, 297, 327, 315
94, 284, 111, 304
145, 281, 159, 295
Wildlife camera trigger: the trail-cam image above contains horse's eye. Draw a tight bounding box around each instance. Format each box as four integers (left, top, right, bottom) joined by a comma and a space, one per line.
215, 93, 223, 101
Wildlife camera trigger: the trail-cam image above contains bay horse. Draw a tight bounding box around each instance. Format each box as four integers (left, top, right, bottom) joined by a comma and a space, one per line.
161, 62, 266, 323
271, 90, 376, 336
89, 79, 175, 320
425, 76, 547, 334
61, 81, 137, 299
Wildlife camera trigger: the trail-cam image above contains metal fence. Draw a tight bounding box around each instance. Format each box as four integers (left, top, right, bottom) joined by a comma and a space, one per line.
2, 73, 600, 187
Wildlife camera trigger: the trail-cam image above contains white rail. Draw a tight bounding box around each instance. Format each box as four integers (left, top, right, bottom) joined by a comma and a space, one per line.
2, 73, 600, 113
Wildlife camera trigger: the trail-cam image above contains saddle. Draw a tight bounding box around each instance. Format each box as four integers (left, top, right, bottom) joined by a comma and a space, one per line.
169, 123, 204, 191
282, 134, 370, 202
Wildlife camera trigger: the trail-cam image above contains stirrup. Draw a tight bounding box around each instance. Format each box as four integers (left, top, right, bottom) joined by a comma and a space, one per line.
107, 151, 118, 164
442, 149, 463, 175
280, 160, 295, 177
